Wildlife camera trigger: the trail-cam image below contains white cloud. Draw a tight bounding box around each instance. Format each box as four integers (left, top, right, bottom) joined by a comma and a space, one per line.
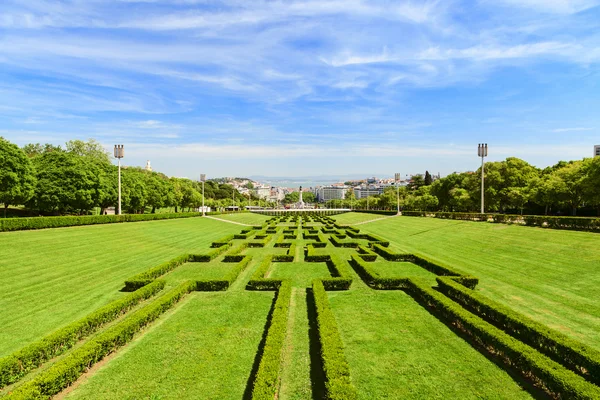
551, 127, 594, 132
492, 0, 600, 14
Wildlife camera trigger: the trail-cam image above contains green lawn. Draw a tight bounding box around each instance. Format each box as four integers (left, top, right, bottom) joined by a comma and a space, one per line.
268, 261, 331, 288
65, 291, 274, 400
332, 211, 391, 225
0, 217, 240, 356
209, 212, 271, 225
328, 287, 533, 399
344, 214, 600, 350
163, 260, 235, 284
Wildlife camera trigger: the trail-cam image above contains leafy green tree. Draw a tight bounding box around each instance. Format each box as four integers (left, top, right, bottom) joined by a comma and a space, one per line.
408, 174, 425, 190
553, 160, 589, 216
22, 143, 63, 158
0, 137, 37, 217
66, 139, 110, 164
29, 152, 99, 214
121, 168, 147, 213
424, 171, 433, 186
283, 192, 300, 204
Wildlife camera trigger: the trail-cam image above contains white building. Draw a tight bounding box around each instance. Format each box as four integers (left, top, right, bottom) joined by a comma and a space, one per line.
316, 186, 347, 202
253, 185, 271, 200
354, 188, 384, 199
595, 145, 600, 157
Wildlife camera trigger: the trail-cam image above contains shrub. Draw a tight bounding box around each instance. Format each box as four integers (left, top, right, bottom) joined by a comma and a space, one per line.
312, 280, 357, 399
211, 234, 236, 248
405, 278, 600, 399
5, 281, 195, 399
0, 280, 165, 388
329, 235, 359, 248
437, 277, 600, 385
349, 255, 409, 290
357, 245, 377, 261
252, 281, 292, 399
194, 256, 252, 291
0, 212, 201, 232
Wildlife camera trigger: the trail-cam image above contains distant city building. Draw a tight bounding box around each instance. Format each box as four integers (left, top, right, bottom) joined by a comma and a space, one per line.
145, 160, 152, 172
316, 186, 347, 202
253, 185, 271, 200
354, 188, 384, 199
595, 145, 600, 157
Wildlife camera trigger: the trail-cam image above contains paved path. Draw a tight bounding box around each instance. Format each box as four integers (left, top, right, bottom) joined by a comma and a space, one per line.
352, 214, 398, 226
205, 216, 253, 226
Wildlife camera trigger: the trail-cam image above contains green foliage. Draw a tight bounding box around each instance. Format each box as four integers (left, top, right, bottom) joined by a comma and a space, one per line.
5, 281, 195, 400
0, 280, 165, 388
0, 137, 36, 217
251, 281, 292, 399
312, 280, 357, 399
0, 211, 200, 232
437, 277, 600, 386
405, 279, 600, 399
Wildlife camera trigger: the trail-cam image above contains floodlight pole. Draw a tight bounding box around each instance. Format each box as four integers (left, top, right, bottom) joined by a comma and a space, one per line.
113, 145, 124, 215
478, 143, 488, 214
395, 172, 400, 215
200, 174, 206, 216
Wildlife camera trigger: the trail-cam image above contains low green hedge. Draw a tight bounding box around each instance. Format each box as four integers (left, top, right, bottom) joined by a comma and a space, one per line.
437, 277, 600, 385
252, 281, 292, 399
369, 245, 478, 289
6, 281, 195, 399
247, 255, 282, 291
312, 280, 357, 399
124, 244, 231, 291
329, 235, 359, 248
402, 211, 600, 232
405, 278, 600, 399
357, 245, 377, 262
305, 245, 331, 262
349, 254, 409, 290
0, 280, 165, 388
0, 212, 201, 233
322, 254, 353, 290
211, 234, 236, 248
194, 256, 252, 291
248, 235, 273, 248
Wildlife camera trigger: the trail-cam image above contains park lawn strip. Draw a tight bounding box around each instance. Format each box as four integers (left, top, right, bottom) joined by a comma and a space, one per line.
350, 216, 600, 350
369, 260, 437, 284
162, 260, 236, 286
64, 290, 274, 400
329, 212, 387, 225
268, 262, 331, 288
327, 288, 534, 400
0, 217, 240, 357
211, 212, 271, 225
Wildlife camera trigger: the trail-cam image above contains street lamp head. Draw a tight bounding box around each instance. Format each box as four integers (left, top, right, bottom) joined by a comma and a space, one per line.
200, 174, 206, 182
114, 144, 124, 159
477, 143, 488, 157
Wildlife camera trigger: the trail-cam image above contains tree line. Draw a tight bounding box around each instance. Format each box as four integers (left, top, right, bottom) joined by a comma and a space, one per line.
325, 157, 600, 216
0, 137, 269, 217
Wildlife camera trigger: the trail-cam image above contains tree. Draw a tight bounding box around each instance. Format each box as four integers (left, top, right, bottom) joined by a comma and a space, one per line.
66, 139, 111, 164
553, 160, 589, 216
283, 192, 299, 204
0, 137, 37, 217
408, 175, 425, 190
424, 171, 433, 186
29, 152, 99, 214
22, 143, 62, 158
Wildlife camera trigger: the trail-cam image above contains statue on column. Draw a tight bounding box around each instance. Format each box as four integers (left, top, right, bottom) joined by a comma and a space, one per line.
298, 186, 305, 209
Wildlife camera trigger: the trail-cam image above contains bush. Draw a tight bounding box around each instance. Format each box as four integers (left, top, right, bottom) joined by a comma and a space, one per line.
329, 235, 359, 248
312, 280, 357, 399
194, 256, 252, 291
252, 281, 292, 399
349, 254, 409, 290
357, 245, 377, 261
0, 280, 165, 388
211, 234, 236, 248
437, 277, 600, 385
6, 281, 195, 399
405, 278, 600, 399
0, 212, 201, 232
322, 254, 353, 290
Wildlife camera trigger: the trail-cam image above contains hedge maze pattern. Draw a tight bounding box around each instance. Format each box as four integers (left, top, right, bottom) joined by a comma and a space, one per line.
2, 214, 600, 399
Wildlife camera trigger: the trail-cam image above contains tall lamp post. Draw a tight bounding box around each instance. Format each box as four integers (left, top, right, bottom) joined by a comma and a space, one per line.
395, 172, 401, 215
478, 143, 488, 214
200, 174, 206, 216
113, 145, 124, 215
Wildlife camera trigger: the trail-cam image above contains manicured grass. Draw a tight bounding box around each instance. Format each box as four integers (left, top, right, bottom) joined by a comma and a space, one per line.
268, 262, 331, 288
65, 291, 274, 400
349, 215, 600, 350
210, 212, 271, 225
332, 212, 390, 225
0, 217, 240, 357
162, 260, 235, 284
328, 288, 534, 399
370, 260, 437, 284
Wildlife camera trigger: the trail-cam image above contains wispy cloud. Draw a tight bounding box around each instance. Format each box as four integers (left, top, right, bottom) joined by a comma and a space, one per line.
551, 127, 594, 132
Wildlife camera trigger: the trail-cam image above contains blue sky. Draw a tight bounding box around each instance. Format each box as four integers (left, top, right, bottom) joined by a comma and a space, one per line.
1, 0, 600, 179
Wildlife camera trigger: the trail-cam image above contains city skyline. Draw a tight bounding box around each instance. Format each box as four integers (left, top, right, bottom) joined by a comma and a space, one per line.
1, 1, 599, 176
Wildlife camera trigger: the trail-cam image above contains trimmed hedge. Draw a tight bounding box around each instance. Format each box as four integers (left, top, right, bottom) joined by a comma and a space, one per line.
247, 255, 282, 291
402, 211, 600, 232
369, 244, 478, 289
329, 235, 359, 248
194, 256, 252, 291
405, 278, 600, 399
251, 281, 292, 399
349, 254, 409, 290
5, 281, 195, 400
0, 212, 201, 233
211, 234, 236, 248
272, 243, 296, 262
312, 280, 357, 399
305, 245, 331, 262
322, 254, 353, 290
357, 245, 377, 262
0, 280, 165, 388
437, 277, 600, 385
123, 244, 231, 291
248, 235, 273, 248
